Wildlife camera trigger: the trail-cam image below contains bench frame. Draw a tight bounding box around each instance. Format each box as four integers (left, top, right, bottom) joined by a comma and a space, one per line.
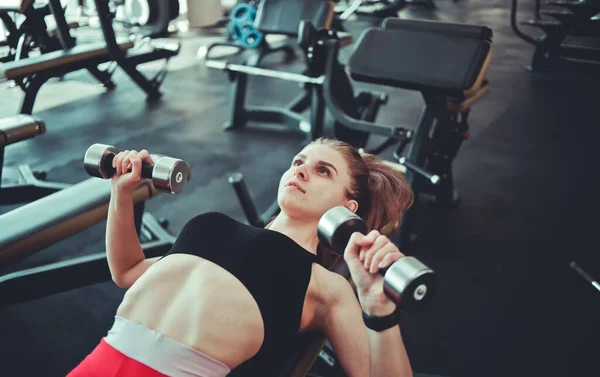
91, 0, 177, 100
0, 0, 68, 64
0, 116, 70, 205
206, 0, 360, 143
2, 0, 179, 114
0, 163, 70, 206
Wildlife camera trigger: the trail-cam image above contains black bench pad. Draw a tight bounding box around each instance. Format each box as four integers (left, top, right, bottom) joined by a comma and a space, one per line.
256, 0, 334, 36
0, 38, 134, 79
348, 19, 493, 99
382, 17, 493, 40
0, 178, 159, 264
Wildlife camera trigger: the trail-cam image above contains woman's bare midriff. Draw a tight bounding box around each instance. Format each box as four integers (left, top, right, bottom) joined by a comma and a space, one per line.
115, 254, 267, 370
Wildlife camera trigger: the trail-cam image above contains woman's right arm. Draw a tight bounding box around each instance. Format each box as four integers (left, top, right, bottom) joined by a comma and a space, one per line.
106, 149, 159, 289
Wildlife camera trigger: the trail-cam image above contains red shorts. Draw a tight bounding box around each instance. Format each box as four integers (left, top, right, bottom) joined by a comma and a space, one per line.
67, 316, 231, 377
67, 339, 167, 377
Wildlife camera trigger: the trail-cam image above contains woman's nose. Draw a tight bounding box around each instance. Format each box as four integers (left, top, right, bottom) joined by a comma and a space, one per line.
294, 165, 307, 180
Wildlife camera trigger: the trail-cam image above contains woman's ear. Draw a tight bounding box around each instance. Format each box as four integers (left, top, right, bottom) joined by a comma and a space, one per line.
346, 200, 359, 213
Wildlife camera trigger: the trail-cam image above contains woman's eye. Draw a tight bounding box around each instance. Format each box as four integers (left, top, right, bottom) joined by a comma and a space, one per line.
292, 159, 302, 166
318, 167, 330, 175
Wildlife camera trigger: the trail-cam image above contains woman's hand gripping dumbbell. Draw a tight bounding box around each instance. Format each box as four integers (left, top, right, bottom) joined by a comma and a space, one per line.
318, 206, 438, 313
84, 144, 190, 195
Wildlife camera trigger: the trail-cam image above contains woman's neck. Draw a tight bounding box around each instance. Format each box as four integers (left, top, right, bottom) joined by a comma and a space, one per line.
267, 213, 320, 255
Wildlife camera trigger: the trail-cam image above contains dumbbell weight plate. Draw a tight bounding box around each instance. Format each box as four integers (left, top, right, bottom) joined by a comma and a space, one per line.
317, 206, 367, 254
228, 3, 264, 49
84, 143, 117, 179
243, 30, 264, 49
152, 156, 189, 195
383, 256, 437, 311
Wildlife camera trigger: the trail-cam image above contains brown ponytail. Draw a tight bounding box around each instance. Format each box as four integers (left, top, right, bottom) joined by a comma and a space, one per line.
357, 153, 414, 237
309, 138, 414, 268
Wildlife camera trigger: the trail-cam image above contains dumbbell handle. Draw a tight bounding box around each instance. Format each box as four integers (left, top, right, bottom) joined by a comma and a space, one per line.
102, 153, 155, 179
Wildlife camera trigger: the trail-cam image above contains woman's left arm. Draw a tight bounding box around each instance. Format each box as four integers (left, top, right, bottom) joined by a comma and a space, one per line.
361, 302, 412, 377
322, 276, 412, 377
333, 229, 417, 377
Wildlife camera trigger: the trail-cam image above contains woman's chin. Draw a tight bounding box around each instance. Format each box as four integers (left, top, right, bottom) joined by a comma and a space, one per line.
279, 198, 310, 217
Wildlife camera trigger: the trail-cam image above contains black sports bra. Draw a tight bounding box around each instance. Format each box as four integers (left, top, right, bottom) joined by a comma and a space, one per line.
160, 212, 317, 376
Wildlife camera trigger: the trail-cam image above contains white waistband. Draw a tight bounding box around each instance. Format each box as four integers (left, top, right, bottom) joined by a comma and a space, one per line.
104, 316, 231, 377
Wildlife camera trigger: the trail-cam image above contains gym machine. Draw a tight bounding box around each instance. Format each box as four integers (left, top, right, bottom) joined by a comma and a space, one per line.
334, 0, 434, 22
0, 0, 80, 64
0, 0, 180, 114
76, 0, 181, 39
318, 18, 492, 250
205, 0, 360, 143
511, 0, 600, 73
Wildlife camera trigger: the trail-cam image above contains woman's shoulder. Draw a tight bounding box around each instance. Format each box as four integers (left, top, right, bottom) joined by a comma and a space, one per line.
310, 264, 354, 305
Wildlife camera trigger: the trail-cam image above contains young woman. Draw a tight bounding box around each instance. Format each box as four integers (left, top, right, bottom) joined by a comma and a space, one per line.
67, 138, 415, 377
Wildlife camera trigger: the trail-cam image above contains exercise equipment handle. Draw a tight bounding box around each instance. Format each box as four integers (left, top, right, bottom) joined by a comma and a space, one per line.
398, 157, 440, 185
570, 261, 600, 293
228, 173, 264, 228
103, 153, 155, 179
206, 60, 325, 85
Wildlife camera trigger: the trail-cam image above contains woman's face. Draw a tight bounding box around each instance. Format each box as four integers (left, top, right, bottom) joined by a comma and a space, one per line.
277, 144, 356, 221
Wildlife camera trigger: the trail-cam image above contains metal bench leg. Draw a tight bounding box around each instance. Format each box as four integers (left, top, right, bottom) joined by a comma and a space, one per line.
19, 74, 48, 114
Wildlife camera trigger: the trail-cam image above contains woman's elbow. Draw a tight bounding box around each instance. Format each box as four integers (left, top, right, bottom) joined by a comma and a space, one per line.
111, 273, 132, 289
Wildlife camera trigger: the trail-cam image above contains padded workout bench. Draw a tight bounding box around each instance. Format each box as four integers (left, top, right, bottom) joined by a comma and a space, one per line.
0, 0, 180, 114
320, 17, 492, 248
0, 174, 174, 309
206, 0, 354, 142
0, 115, 70, 206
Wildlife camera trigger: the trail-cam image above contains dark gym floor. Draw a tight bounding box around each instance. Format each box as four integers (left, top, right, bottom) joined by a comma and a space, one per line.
1, 1, 600, 377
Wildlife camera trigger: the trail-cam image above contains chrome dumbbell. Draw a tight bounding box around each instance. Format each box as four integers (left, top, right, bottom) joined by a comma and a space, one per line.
83, 143, 189, 194
318, 206, 438, 311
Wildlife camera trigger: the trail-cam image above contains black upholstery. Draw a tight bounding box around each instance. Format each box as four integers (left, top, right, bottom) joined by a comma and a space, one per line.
382, 17, 493, 41
0, 178, 158, 263
256, 0, 334, 36
0, 39, 134, 79
0, 115, 45, 147
347, 19, 493, 98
